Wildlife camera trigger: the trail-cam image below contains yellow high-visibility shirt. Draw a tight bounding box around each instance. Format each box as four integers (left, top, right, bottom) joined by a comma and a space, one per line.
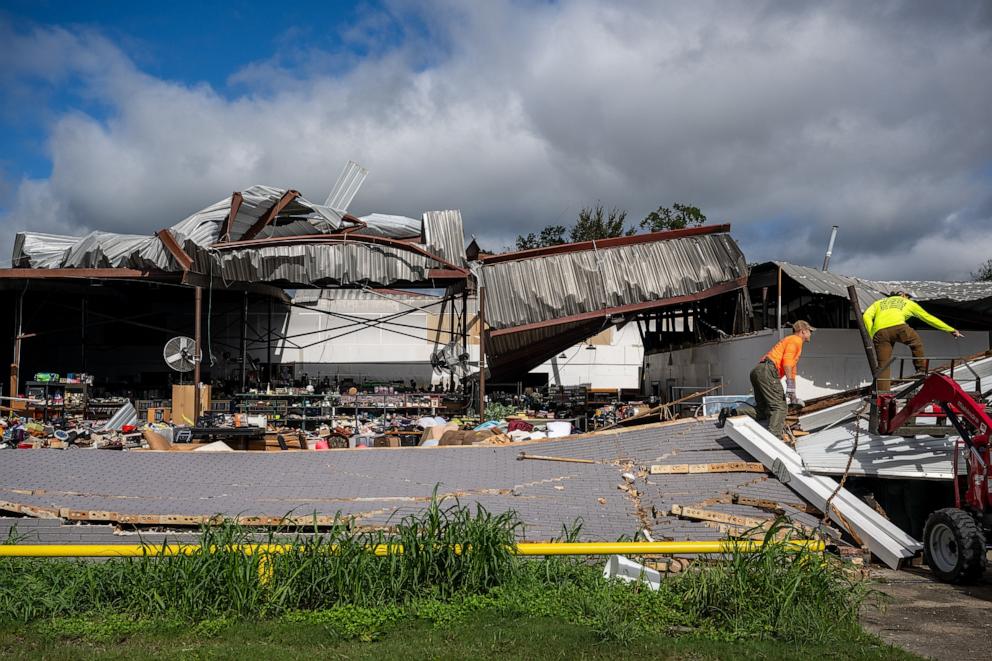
862, 296, 955, 338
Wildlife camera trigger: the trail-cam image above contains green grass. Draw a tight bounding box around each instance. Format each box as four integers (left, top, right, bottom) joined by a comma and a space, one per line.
0, 497, 893, 653
0, 615, 916, 660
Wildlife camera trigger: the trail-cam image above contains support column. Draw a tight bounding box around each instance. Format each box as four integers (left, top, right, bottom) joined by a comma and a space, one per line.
461, 289, 468, 358
81, 297, 86, 372
478, 285, 486, 420
267, 297, 273, 386
240, 291, 248, 391
776, 265, 783, 340
194, 286, 203, 423
10, 287, 24, 397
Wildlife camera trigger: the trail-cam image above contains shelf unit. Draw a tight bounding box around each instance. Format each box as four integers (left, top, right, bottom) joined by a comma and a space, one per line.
233, 392, 444, 430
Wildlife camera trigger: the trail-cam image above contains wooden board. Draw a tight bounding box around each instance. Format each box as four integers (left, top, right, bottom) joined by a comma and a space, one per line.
733, 494, 816, 514
650, 462, 767, 475
670, 504, 768, 529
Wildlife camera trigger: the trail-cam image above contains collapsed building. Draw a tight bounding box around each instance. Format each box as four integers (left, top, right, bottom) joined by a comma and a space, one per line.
1, 172, 989, 577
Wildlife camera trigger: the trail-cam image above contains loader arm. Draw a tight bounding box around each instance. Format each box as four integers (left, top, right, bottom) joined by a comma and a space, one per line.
878, 372, 992, 513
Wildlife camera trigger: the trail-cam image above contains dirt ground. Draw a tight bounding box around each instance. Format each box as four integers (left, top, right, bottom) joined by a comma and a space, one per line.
863, 567, 992, 660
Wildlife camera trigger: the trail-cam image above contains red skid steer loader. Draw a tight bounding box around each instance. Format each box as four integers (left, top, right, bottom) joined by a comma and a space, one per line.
875, 370, 991, 583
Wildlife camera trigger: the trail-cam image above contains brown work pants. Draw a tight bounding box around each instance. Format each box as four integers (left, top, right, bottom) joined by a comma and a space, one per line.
750, 360, 787, 438
873, 323, 926, 392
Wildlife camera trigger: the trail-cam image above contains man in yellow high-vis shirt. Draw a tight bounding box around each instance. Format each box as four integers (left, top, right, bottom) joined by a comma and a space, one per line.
863, 290, 963, 391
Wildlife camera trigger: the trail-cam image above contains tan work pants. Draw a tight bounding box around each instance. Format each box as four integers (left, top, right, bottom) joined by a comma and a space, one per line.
873, 323, 926, 392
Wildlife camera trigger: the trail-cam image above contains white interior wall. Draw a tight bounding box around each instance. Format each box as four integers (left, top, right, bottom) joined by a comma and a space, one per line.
529, 324, 644, 389
643, 328, 989, 400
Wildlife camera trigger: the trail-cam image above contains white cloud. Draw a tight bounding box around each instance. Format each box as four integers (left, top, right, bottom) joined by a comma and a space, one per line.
1, 1, 990, 278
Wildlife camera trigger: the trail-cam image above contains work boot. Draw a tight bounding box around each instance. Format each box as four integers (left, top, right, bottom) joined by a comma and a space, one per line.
717, 408, 730, 429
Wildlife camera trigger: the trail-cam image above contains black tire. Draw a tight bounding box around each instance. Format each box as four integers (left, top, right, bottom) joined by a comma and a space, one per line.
923, 508, 987, 584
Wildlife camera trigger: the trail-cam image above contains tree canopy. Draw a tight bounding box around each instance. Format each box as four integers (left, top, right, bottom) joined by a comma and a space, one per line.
640, 203, 707, 232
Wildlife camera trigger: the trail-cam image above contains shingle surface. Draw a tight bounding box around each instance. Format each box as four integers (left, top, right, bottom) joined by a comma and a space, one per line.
0, 420, 823, 542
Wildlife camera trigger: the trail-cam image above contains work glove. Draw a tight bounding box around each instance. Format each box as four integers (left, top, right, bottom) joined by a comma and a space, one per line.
786, 378, 801, 407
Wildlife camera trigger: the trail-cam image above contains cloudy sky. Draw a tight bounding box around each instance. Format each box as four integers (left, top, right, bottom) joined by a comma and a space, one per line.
1, 1, 990, 279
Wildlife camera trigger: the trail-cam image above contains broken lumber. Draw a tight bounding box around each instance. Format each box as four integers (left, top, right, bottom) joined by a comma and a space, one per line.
733, 494, 816, 514
650, 462, 767, 475
517, 452, 595, 464
670, 504, 769, 529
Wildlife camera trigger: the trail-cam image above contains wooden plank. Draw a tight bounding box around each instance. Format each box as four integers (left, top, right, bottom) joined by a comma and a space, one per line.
733, 494, 816, 514
688, 462, 767, 474
0, 501, 61, 519
670, 504, 768, 529
649, 464, 689, 474
60, 509, 119, 522
650, 462, 767, 475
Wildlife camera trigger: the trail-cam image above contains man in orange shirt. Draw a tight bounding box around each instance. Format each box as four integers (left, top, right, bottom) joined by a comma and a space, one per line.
749, 320, 815, 439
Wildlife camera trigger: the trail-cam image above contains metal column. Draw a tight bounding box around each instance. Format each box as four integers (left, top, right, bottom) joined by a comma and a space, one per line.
267, 297, 273, 386
193, 286, 203, 423
478, 285, 486, 420
240, 291, 248, 391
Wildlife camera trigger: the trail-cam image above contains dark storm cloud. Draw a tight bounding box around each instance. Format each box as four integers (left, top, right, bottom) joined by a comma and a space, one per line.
0, 1, 989, 279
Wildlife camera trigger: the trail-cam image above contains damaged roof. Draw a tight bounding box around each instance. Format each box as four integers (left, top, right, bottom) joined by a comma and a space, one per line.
481, 225, 749, 377
7, 185, 469, 288
757, 261, 992, 311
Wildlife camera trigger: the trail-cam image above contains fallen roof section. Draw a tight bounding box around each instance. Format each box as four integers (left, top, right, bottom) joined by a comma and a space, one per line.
796, 418, 965, 481
0, 419, 830, 546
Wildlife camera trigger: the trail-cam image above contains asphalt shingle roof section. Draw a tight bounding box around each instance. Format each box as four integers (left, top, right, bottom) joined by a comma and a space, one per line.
0, 419, 826, 543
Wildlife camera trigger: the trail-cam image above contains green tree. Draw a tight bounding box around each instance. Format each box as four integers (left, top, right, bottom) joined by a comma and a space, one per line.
973, 258, 992, 281
515, 224, 568, 250
640, 202, 707, 232
570, 203, 634, 242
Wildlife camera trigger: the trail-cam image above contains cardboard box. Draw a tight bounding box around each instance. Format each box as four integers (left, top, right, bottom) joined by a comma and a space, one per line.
171, 384, 211, 426
147, 407, 172, 423
373, 435, 401, 448
439, 429, 495, 446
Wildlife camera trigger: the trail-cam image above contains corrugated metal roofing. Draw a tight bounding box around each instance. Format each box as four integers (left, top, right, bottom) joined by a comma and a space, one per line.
766, 261, 888, 304
879, 280, 992, 303
9, 184, 468, 289
422, 210, 466, 267
763, 262, 992, 310
211, 243, 440, 288
797, 417, 965, 480
482, 228, 748, 377
358, 213, 422, 239
484, 232, 748, 331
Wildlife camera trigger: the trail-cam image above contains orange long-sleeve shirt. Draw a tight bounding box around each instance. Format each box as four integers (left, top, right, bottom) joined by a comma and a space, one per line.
763, 334, 804, 380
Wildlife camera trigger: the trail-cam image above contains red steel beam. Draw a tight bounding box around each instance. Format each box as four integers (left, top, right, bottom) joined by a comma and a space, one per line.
488, 276, 747, 337
239, 189, 301, 241
0, 268, 178, 280
480, 224, 732, 265
219, 191, 243, 243
155, 228, 193, 271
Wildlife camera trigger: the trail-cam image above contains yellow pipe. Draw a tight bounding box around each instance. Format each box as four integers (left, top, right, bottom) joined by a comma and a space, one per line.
0, 540, 824, 558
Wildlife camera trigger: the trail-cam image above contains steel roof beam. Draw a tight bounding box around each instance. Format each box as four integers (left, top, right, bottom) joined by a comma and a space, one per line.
239, 189, 300, 241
